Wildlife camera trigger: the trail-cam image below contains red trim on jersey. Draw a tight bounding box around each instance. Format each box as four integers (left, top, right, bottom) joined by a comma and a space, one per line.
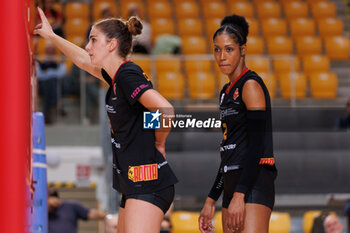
226, 67, 249, 94
112, 60, 132, 84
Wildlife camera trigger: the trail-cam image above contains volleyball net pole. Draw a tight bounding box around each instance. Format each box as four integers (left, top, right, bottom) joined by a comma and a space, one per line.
0, 0, 32, 232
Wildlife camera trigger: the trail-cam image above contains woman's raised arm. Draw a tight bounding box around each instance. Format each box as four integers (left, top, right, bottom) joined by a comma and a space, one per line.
33, 7, 104, 82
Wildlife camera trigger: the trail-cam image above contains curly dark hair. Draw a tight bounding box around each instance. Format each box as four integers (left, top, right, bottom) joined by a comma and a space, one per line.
213, 14, 249, 46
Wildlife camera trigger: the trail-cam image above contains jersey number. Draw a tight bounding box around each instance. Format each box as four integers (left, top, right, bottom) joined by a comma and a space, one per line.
222, 123, 227, 140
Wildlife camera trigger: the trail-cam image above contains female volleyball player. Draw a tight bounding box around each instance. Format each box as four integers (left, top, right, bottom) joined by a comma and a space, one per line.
34, 7, 178, 233
198, 15, 277, 233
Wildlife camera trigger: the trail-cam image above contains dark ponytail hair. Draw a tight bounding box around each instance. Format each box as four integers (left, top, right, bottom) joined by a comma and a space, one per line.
213, 14, 249, 46
94, 16, 143, 58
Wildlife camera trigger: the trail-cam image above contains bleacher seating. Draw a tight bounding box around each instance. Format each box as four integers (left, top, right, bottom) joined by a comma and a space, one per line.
187, 72, 216, 99
155, 58, 182, 73
184, 59, 212, 73
311, 1, 337, 20
66, 35, 85, 47
175, 1, 200, 18
284, 1, 309, 21
246, 36, 265, 55
120, 1, 145, 19
310, 72, 338, 98
246, 57, 271, 73
228, 1, 254, 19
95, 0, 115, 2
92, 1, 117, 21
36, 37, 61, 56
65, 2, 89, 20
182, 36, 207, 54
260, 72, 277, 98
306, 0, 327, 4
281, 0, 303, 5
157, 72, 185, 99
302, 55, 330, 76
52, 2, 63, 16
132, 57, 152, 76
177, 18, 203, 37
199, 0, 222, 4
324, 36, 350, 60
303, 210, 322, 233
202, 1, 227, 19
65, 18, 89, 37
279, 72, 307, 98
148, 1, 172, 19
171, 211, 200, 233
150, 18, 175, 42
273, 56, 301, 76
261, 18, 288, 38
204, 17, 221, 40
256, 2, 282, 19
290, 18, 316, 39
38, 0, 348, 100
317, 17, 344, 39
173, 0, 196, 4
252, 0, 275, 5
296, 36, 323, 57
269, 212, 291, 233
246, 18, 259, 36
266, 36, 293, 55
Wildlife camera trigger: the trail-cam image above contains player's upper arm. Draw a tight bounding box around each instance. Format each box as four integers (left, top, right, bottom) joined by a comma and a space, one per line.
242, 79, 265, 110
138, 89, 174, 112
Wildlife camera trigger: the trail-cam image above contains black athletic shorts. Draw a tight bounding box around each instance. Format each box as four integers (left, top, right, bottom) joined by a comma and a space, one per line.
222, 167, 276, 210
120, 185, 175, 214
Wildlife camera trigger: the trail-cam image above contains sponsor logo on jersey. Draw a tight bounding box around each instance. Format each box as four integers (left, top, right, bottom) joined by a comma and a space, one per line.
131, 84, 149, 99
128, 163, 158, 182
220, 108, 239, 119
143, 110, 161, 129
111, 138, 120, 149
233, 88, 239, 100
106, 104, 116, 114
222, 165, 240, 173
158, 161, 168, 169
259, 157, 275, 166
220, 144, 236, 152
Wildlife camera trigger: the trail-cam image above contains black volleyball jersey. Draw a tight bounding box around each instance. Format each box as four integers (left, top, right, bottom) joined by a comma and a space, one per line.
208, 68, 276, 200
219, 68, 275, 169
102, 61, 178, 195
